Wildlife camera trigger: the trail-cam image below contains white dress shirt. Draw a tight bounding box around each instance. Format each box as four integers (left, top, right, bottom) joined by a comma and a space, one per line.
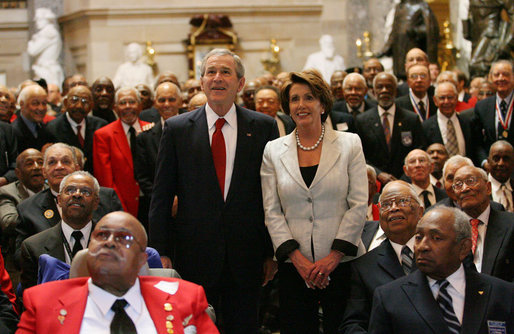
411, 183, 436, 208
378, 104, 396, 137
80, 278, 157, 334
437, 110, 466, 156
121, 121, 142, 148
389, 236, 415, 264
66, 112, 86, 139
428, 264, 466, 324
206, 103, 237, 200
61, 221, 92, 264
489, 174, 513, 211
368, 225, 386, 251
465, 205, 490, 273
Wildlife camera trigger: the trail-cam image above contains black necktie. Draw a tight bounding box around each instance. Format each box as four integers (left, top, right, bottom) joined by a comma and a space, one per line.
498, 100, 508, 139
418, 101, 426, 121
351, 108, 360, 118
71, 230, 83, 259
110, 299, 137, 334
129, 126, 137, 158
436, 280, 461, 334
421, 190, 431, 209
401, 245, 413, 274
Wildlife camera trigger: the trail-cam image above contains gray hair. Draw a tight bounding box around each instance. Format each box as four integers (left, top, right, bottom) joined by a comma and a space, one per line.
378, 180, 423, 207
373, 72, 398, 90
342, 73, 367, 90
442, 155, 473, 180
59, 170, 100, 197
200, 49, 245, 79
18, 85, 44, 106
115, 87, 141, 104
436, 71, 458, 85
404, 149, 431, 166
434, 81, 458, 97
43, 143, 77, 166
155, 82, 182, 97
428, 207, 471, 242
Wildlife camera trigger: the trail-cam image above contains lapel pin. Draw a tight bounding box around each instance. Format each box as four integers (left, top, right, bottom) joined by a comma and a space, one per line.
398, 122, 402, 126
247, 133, 252, 136
478, 290, 484, 295
166, 320, 173, 329
44, 209, 54, 219
164, 303, 172, 311
166, 315, 174, 321
58, 309, 67, 324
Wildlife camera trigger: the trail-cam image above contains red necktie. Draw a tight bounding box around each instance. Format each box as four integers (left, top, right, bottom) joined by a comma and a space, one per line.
470, 219, 480, 254
212, 118, 226, 196
76, 125, 84, 148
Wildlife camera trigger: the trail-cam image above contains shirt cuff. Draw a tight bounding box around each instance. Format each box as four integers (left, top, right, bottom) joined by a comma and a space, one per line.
331, 239, 358, 257
275, 239, 300, 263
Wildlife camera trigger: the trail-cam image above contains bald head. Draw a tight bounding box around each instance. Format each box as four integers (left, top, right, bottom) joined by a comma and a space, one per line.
154, 82, 182, 120
188, 92, 207, 111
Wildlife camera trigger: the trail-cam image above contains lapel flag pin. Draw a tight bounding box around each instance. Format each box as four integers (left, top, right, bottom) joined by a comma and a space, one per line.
478, 291, 484, 295
44, 209, 54, 219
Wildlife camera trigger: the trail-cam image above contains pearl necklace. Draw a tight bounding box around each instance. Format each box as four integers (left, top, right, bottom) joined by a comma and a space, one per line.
296, 124, 325, 151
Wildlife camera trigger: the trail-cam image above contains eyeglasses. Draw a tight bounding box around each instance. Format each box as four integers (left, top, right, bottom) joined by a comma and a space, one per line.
118, 99, 137, 106
379, 197, 414, 211
436, 95, 457, 101
69, 96, 90, 106
452, 176, 481, 191
91, 228, 144, 250
63, 186, 93, 197
409, 74, 428, 80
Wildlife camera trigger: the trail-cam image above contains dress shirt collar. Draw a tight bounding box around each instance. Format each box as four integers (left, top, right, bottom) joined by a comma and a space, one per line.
378, 104, 395, 118
411, 182, 433, 196
436, 109, 458, 123
430, 174, 443, 187
121, 119, 142, 135
66, 112, 86, 130
389, 236, 415, 264
61, 220, 92, 247
497, 91, 513, 105
427, 264, 466, 297
488, 174, 512, 192
464, 204, 490, 226
206, 103, 237, 131
23, 184, 36, 197
88, 277, 143, 317
409, 88, 428, 105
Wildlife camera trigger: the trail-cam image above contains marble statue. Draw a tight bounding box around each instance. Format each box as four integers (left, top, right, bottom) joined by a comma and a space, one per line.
27, 8, 64, 86
113, 43, 154, 89
303, 35, 345, 84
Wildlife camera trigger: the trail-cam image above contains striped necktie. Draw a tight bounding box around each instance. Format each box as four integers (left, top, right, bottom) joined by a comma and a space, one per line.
401, 245, 413, 274
436, 279, 461, 334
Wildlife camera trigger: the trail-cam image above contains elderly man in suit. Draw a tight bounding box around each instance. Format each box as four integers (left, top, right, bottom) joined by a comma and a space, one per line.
340, 181, 424, 333
453, 165, 514, 281
93, 87, 151, 218
91, 77, 117, 124
396, 64, 436, 121
149, 48, 278, 333
17, 211, 218, 334
0, 149, 45, 287
403, 149, 447, 209
362, 58, 383, 102
356, 72, 426, 184
15, 143, 122, 263
487, 140, 514, 212
337, 73, 376, 118
369, 206, 514, 334
254, 85, 295, 137
47, 85, 107, 174
20, 171, 99, 290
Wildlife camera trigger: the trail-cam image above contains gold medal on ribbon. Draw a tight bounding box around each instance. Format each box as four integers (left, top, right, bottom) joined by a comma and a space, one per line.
503, 130, 509, 138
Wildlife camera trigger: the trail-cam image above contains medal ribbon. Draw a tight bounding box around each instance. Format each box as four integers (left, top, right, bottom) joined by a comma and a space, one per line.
496, 96, 514, 131
409, 91, 428, 120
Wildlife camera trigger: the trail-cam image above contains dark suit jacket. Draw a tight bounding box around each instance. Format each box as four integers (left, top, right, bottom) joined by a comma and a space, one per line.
395, 94, 437, 120
433, 197, 506, 211
11, 117, 54, 152
333, 99, 377, 117
0, 289, 17, 334
276, 112, 295, 135
149, 105, 279, 288
15, 187, 122, 264
46, 114, 108, 174
0, 122, 17, 183
361, 220, 379, 251
139, 106, 160, 123
330, 110, 357, 133
433, 186, 448, 203
340, 239, 406, 333
356, 105, 427, 178
135, 120, 162, 197
369, 268, 514, 334
422, 112, 480, 165
92, 108, 117, 124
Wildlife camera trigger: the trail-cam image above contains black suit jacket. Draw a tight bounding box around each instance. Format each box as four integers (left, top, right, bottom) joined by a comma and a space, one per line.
422, 112, 480, 165
356, 105, 427, 178
46, 114, 108, 174
333, 99, 377, 117
15, 187, 122, 264
135, 120, 162, 197
361, 220, 379, 251
92, 108, 117, 124
149, 105, 279, 288
12, 117, 55, 152
433, 197, 506, 211
139, 107, 160, 123
330, 110, 357, 133
433, 186, 448, 203
0, 122, 17, 183
276, 112, 295, 135
0, 289, 17, 334
395, 94, 437, 120
340, 239, 407, 333
369, 268, 514, 334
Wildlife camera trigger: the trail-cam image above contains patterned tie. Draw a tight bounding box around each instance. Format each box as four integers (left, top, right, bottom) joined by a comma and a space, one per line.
212, 118, 226, 197
500, 184, 513, 212
421, 190, 431, 209
382, 112, 391, 150
110, 299, 137, 334
129, 126, 137, 158
401, 245, 413, 274
498, 100, 508, 139
436, 279, 461, 334
76, 125, 85, 148
71, 230, 83, 259
418, 101, 426, 121
469, 219, 480, 254
446, 119, 459, 156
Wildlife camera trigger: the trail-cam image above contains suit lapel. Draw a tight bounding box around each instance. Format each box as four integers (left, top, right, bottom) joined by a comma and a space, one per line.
390, 108, 406, 157
481, 209, 507, 274
140, 277, 180, 333
401, 270, 449, 333
310, 127, 340, 189
55, 278, 89, 332
431, 118, 444, 143
368, 109, 389, 153
41, 189, 61, 227
280, 133, 308, 190
16, 181, 30, 201
43, 223, 67, 261
112, 120, 133, 168
461, 269, 491, 334
377, 240, 405, 279
483, 98, 497, 141
61, 116, 81, 148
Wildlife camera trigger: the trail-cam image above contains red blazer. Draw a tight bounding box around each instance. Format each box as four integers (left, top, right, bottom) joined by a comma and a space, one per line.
17, 276, 219, 334
93, 119, 149, 216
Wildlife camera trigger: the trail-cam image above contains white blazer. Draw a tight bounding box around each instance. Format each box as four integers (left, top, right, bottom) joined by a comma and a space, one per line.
261, 126, 368, 263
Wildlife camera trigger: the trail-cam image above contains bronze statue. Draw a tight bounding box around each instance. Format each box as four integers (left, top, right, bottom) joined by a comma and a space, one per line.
464, 0, 514, 77
380, 0, 439, 79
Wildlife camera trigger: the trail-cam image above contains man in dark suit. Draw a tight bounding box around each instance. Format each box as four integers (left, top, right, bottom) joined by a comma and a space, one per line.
422, 81, 479, 163
369, 206, 514, 334
47, 85, 108, 174
395, 64, 436, 121
336, 73, 376, 118
20, 171, 99, 290
403, 149, 447, 209
149, 49, 279, 333
15, 143, 122, 263
426, 143, 449, 188
356, 72, 426, 183
474, 60, 514, 165
487, 140, 514, 212
254, 85, 295, 136
331, 70, 346, 111
453, 165, 514, 281
0, 120, 18, 187
362, 58, 383, 102
340, 181, 424, 333
12, 85, 55, 152
91, 77, 117, 124
396, 48, 435, 97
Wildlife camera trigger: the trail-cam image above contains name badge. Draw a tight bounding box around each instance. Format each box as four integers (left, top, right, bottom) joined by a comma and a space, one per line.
401, 131, 413, 147
487, 320, 506, 334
